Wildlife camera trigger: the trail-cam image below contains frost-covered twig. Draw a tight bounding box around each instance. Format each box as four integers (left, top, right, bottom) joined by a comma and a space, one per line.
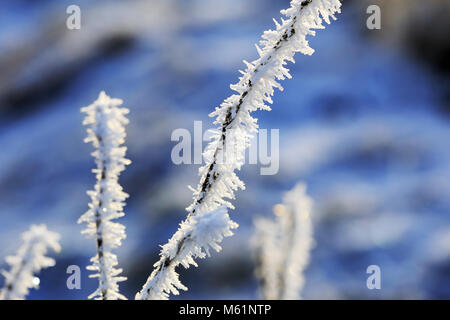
79, 91, 130, 300
0, 224, 61, 300
252, 217, 281, 300
136, 0, 341, 300
253, 183, 314, 300
187, 0, 341, 216
136, 206, 238, 300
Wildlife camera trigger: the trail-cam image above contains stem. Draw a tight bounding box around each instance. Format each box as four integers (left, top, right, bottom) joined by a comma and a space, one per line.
94, 125, 108, 299
277, 210, 295, 299
1, 259, 26, 300
143, 1, 314, 298
190, 1, 312, 216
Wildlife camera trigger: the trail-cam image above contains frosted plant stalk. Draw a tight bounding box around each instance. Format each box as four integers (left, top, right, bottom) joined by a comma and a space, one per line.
79, 91, 130, 300
0, 224, 61, 300
253, 183, 314, 300
187, 0, 341, 217
253, 217, 282, 299
136, 0, 341, 300
136, 206, 238, 300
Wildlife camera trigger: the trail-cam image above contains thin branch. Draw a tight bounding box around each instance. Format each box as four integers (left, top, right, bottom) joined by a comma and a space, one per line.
79, 91, 130, 300
253, 183, 314, 300
136, 0, 341, 300
0, 225, 61, 300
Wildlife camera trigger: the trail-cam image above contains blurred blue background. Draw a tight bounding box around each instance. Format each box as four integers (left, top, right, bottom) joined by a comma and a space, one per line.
0, 0, 449, 299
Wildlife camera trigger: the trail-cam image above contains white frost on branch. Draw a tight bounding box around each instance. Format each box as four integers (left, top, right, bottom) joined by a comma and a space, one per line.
0, 224, 61, 300
253, 183, 314, 300
137, 0, 341, 300
252, 217, 282, 299
136, 206, 238, 300
78, 91, 130, 300
187, 0, 341, 217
